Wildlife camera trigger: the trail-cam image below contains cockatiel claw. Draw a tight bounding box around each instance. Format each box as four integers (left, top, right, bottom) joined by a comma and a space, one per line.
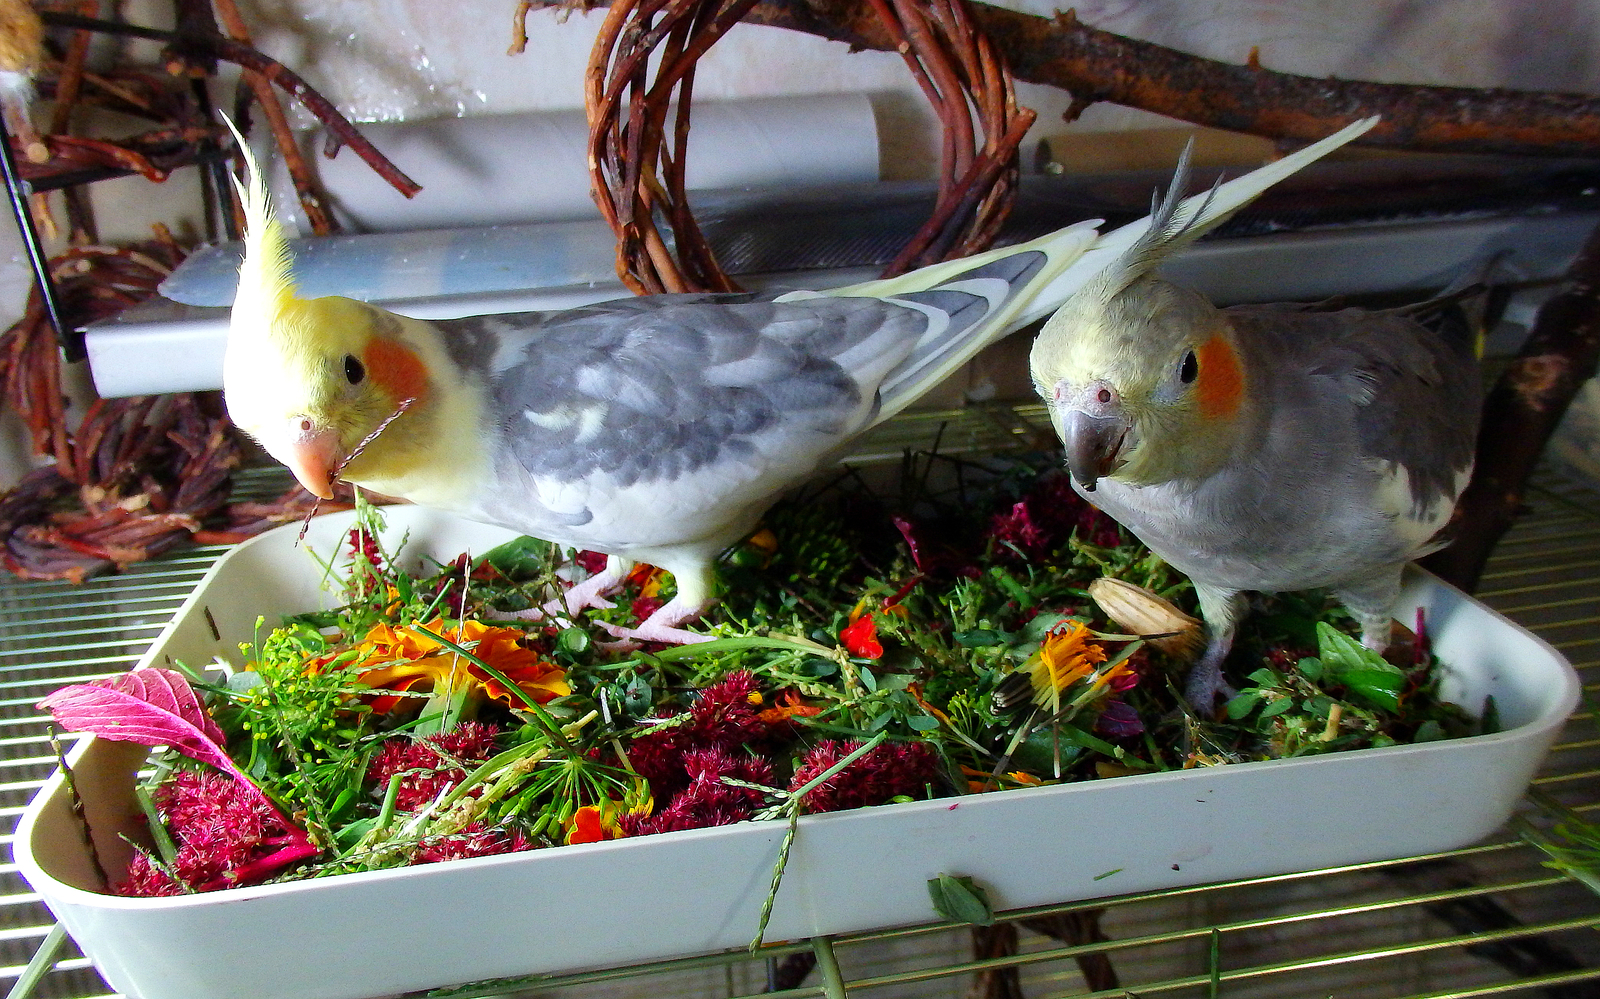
222, 113, 1378, 647
1030, 118, 1480, 711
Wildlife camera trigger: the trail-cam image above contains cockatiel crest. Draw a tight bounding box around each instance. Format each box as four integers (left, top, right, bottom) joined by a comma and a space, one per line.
222, 116, 485, 510
1030, 120, 1483, 709
223, 113, 1378, 647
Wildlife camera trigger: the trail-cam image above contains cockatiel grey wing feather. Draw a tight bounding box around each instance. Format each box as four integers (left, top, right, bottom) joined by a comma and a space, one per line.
439, 293, 926, 491
1278, 303, 1479, 535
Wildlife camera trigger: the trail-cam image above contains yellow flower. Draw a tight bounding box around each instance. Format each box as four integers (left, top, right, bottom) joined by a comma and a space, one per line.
1025, 620, 1110, 712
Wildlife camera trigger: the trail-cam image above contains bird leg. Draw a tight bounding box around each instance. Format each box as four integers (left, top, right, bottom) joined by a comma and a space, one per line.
1185, 584, 1245, 712
595, 594, 716, 647
1184, 632, 1238, 712
1335, 575, 1401, 654
594, 562, 717, 647
537, 554, 630, 620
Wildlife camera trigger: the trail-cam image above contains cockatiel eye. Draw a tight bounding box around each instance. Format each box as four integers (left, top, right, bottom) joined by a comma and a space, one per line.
344, 355, 366, 385
1179, 349, 1199, 384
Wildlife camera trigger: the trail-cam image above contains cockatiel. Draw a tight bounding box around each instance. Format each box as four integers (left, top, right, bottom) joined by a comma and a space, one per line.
222, 115, 1377, 645
1029, 137, 1480, 710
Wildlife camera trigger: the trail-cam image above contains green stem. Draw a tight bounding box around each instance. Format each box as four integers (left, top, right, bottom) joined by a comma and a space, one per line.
811, 935, 849, 999
6, 923, 69, 999
134, 783, 178, 865
749, 730, 892, 951
750, 804, 801, 952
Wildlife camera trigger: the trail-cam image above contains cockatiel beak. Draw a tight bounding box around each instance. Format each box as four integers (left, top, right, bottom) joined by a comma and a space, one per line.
283, 421, 343, 499
1054, 378, 1131, 492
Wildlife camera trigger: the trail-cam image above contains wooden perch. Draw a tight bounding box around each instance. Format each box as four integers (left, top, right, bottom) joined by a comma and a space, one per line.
668, 0, 1600, 157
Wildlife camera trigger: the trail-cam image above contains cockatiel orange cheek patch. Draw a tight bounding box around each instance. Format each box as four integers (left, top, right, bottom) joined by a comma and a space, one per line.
364, 337, 430, 403
1195, 333, 1243, 419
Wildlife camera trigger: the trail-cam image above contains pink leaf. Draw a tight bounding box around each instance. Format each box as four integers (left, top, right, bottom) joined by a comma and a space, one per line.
40, 668, 244, 783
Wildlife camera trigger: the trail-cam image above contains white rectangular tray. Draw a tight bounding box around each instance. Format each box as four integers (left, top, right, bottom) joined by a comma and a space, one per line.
15, 507, 1580, 999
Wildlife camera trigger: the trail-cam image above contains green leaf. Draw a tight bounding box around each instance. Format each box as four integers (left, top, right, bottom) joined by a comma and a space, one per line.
1414, 720, 1447, 743
619, 674, 653, 716
875, 673, 914, 693
476, 536, 554, 578
928, 874, 995, 926
907, 714, 942, 732
954, 629, 1008, 648
1224, 692, 1259, 719
858, 667, 877, 693
802, 657, 839, 679
1336, 668, 1404, 712
1258, 697, 1294, 720
1315, 622, 1404, 712
1019, 612, 1074, 644
990, 568, 1032, 606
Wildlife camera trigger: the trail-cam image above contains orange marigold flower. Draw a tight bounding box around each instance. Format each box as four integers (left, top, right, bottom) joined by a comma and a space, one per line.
352, 618, 570, 715
756, 688, 824, 726
625, 564, 665, 598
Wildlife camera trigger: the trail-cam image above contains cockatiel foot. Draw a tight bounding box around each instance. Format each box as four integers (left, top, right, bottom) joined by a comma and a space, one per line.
595, 593, 716, 648
538, 557, 629, 619
595, 620, 714, 648
1184, 661, 1237, 716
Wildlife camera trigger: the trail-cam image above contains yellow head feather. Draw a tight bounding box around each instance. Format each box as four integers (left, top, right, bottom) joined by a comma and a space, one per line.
220, 113, 297, 322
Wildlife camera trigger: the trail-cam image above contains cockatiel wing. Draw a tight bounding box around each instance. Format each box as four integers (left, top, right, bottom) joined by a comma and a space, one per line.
448, 292, 925, 496
1246, 303, 1480, 552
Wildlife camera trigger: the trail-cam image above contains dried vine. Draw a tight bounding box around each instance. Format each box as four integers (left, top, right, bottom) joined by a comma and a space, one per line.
585, 0, 762, 294
732, 0, 1600, 158
0, 241, 240, 581
1422, 223, 1600, 591
579, 0, 1034, 291
867, 0, 1034, 275
0, 0, 407, 582
32, 9, 422, 208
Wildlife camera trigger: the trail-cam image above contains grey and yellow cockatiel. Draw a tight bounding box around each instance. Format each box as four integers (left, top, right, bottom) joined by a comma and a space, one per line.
222, 116, 1377, 646
1029, 134, 1481, 709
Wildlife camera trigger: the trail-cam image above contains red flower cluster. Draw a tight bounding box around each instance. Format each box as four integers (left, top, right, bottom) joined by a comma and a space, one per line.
987, 471, 1123, 558
115, 770, 318, 896
367, 722, 503, 811
621, 671, 803, 831
789, 739, 941, 814
413, 822, 531, 864
346, 526, 384, 569
626, 671, 769, 801
621, 747, 774, 835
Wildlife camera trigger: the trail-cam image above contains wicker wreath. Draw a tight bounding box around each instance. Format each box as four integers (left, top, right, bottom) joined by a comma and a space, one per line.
585, 0, 1036, 294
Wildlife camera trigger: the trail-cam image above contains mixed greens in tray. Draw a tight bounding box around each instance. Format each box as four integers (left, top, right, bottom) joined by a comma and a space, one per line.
40, 454, 1485, 918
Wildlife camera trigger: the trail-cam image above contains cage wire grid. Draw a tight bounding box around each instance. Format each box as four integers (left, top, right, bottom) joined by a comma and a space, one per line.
0, 404, 1597, 999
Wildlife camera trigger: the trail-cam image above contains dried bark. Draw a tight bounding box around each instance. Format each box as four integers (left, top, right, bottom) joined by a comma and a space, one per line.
212, 0, 338, 234
713, 0, 1600, 157
967, 923, 1025, 999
